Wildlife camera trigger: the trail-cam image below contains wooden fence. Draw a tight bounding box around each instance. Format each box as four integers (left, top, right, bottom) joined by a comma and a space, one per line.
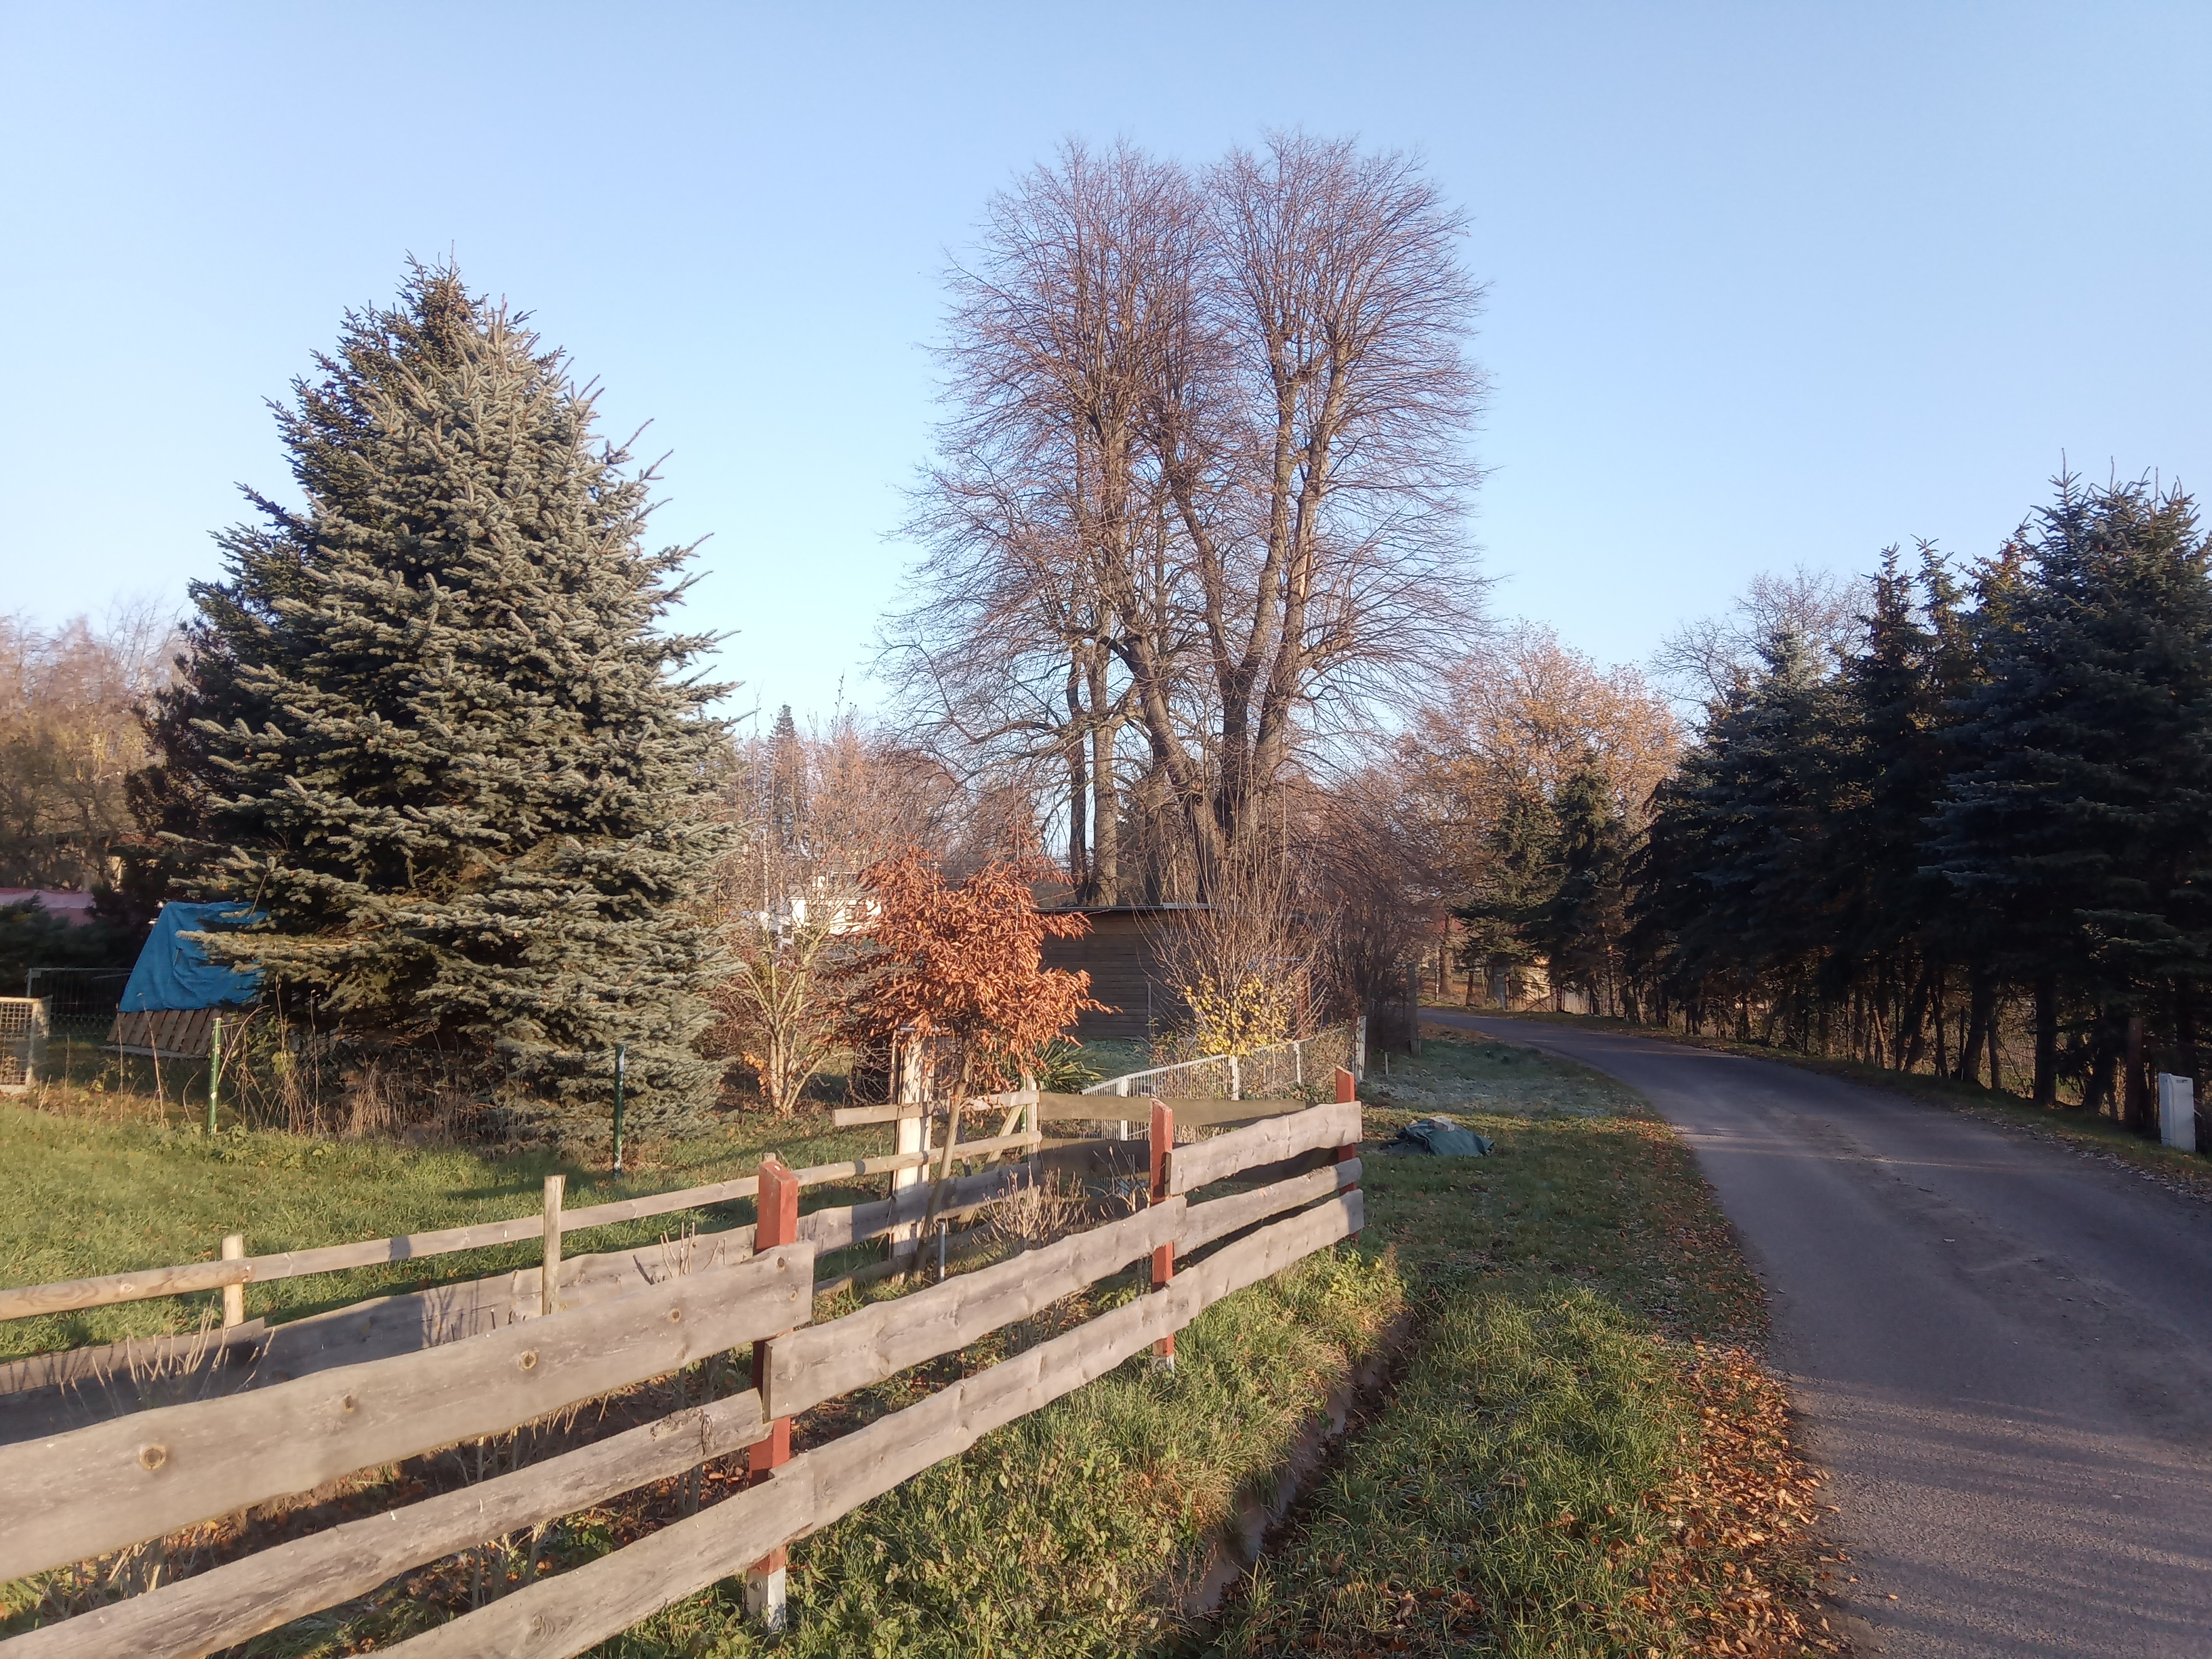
0, 1077, 1365, 1657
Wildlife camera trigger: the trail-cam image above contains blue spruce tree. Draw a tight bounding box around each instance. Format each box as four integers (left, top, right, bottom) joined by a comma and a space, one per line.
161, 264, 727, 1134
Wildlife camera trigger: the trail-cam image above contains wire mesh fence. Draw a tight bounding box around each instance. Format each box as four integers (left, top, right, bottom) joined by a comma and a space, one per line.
1082, 1019, 1363, 1102
20, 968, 129, 1038
0, 998, 50, 1093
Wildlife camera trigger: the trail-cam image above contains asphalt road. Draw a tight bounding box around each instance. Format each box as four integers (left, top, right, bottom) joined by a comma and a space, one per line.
1428, 1012, 2212, 1659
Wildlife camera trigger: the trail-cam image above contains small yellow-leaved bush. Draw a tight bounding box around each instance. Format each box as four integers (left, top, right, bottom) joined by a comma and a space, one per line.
1182, 974, 1294, 1057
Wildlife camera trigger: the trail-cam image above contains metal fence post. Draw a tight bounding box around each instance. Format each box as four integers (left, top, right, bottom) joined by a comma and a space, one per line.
205, 1013, 223, 1134
611, 1043, 627, 1176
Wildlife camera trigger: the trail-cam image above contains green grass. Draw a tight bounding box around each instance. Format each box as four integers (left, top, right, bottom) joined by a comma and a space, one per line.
588, 1249, 1408, 1659
0, 1102, 883, 1361
1, 1033, 1828, 1657
1194, 1032, 1834, 1658
1353, 1038, 1761, 1340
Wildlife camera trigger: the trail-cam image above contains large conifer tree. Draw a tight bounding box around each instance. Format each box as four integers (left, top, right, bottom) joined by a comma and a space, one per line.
1931, 476, 2212, 1111
161, 264, 726, 1132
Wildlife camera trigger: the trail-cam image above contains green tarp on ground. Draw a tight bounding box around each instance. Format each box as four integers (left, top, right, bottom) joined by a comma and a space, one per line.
1380, 1115, 1494, 1157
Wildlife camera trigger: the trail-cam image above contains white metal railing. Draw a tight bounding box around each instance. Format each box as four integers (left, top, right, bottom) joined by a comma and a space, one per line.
0, 997, 49, 1094
1083, 1017, 1366, 1101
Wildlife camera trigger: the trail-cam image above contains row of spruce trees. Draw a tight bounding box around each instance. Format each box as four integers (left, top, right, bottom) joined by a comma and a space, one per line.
132, 265, 726, 1134
1622, 476, 2212, 1125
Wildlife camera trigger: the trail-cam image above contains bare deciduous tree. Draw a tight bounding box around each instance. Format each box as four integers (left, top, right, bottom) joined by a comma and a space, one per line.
1403, 622, 1681, 884
892, 132, 1488, 900
1651, 564, 1868, 714
0, 602, 178, 890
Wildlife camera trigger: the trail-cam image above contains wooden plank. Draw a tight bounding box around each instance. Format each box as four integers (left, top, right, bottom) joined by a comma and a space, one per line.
762, 1199, 1185, 1420
0, 1154, 896, 1325
0, 1258, 255, 1323
1033, 1137, 1149, 1182
0, 1233, 773, 1452
1166, 1101, 1362, 1195
0, 1243, 814, 1582
552, 1174, 758, 1233
1230, 1147, 1337, 1189
1, 1390, 771, 1659
1174, 1162, 1358, 1258
371, 1189, 1358, 1659
797, 1161, 1023, 1255
804, 1190, 1362, 1532
1176, 1190, 1361, 1309
1040, 1094, 1303, 1128
811, 1220, 991, 1299
830, 1101, 927, 1126
831, 1087, 1032, 1128
927, 1128, 1040, 1164
372, 1458, 817, 1659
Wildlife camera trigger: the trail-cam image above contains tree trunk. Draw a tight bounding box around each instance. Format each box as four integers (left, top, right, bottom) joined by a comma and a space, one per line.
2085, 1013, 2116, 1118
1087, 655, 1120, 907
2125, 1012, 2147, 1132
1959, 970, 1995, 1087
1900, 963, 1936, 1074
2034, 974, 2060, 1106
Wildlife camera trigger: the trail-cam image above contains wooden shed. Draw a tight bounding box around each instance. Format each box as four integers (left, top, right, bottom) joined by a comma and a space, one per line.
1039, 905, 1204, 1044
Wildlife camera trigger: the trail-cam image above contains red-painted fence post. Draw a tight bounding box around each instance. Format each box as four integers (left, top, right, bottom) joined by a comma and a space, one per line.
1335, 1066, 1362, 1239
1149, 1097, 1175, 1365
745, 1155, 800, 1628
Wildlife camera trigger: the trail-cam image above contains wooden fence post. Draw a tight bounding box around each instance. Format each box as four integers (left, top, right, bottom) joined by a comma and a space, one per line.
1149, 1097, 1175, 1365
540, 1175, 564, 1318
1335, 1067, 1361, 1240
747, 1155, 800, 1629
220, 1233, 245, 1328
888, 1031, 927, 1266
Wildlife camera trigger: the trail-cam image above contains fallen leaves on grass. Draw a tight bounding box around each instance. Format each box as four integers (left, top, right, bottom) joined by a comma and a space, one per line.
1629, 1343, 1843, 1656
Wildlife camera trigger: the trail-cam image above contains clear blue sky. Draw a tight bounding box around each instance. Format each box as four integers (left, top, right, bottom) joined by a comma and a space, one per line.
5, 3, 2207, 727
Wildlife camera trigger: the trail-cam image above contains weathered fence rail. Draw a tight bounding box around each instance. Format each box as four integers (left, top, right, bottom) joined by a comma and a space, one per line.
0, 1078, 1366, 1658
0, 1138, 1035, 1326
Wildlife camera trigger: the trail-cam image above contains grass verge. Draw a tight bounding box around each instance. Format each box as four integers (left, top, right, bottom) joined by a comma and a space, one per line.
1462, 1007, 2212, 1204
1195, 1032, 1841, 1658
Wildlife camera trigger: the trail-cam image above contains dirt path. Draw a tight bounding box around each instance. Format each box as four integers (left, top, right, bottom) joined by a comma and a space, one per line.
1430, 1012, 2212, 1659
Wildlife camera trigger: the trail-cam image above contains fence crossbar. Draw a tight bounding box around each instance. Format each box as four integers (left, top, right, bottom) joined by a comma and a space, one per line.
0, 1099, 1365, 1659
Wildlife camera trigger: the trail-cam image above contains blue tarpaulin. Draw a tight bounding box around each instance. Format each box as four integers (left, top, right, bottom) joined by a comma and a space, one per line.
119, 903, 263, 1012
